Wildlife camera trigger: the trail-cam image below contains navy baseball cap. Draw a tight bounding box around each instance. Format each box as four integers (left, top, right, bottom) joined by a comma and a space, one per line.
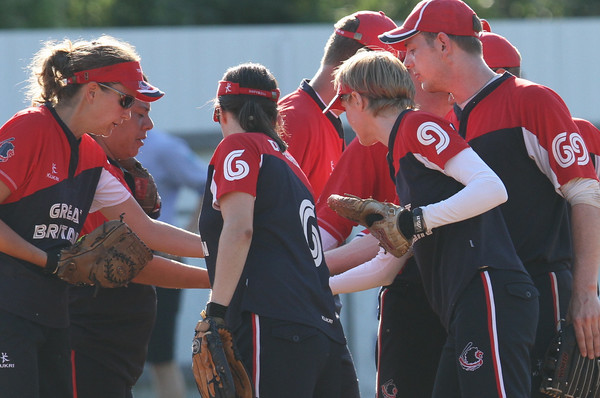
379, 0, 479, 47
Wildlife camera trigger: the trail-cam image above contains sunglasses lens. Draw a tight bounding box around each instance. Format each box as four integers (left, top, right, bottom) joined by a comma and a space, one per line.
121, 95, 135, 109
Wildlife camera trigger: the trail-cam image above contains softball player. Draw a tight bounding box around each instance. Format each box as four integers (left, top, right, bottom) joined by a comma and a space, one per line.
0, 36, 207, 398
380, 1, 600, 395
198, 63, 351, 398
330, 49, 539, 397
279, 10, 398, 199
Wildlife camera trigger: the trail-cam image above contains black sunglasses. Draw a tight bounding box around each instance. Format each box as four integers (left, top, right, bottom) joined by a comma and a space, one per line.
97, 82, 135, 109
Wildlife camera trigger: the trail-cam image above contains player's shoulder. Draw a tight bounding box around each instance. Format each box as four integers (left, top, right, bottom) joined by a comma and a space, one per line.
0, 105, 52, 136
508, 76, 566, 105
402, 109, 456, 133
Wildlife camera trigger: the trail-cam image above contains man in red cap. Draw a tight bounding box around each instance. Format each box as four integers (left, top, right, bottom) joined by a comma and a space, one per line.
381, 1, 600, 397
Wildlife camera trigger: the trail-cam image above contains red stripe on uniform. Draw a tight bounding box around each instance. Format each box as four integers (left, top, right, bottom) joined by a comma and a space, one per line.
71, 350, 78, 398
480, 271, 507, 398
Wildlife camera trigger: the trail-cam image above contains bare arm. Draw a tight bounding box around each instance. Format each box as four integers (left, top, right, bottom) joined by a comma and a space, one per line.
132, 255, 210, 289
100, 196, 207, 258
0, 181, 48, 267
324, 233, 381, 275
209, 192, 255, 306
568, 203, 600, 359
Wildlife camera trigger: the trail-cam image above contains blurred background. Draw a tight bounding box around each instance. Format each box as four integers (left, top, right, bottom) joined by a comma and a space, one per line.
2, 1, 599, 397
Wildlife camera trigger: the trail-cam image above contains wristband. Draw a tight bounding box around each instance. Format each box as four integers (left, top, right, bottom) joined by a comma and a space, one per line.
44, 248, 61, 275
206, 302, 228, 319
412, 207, 427, 236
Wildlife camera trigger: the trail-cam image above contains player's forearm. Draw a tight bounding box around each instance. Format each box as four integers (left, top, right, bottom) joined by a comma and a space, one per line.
0, 219, 47, 267
132, 255, 210, 288
325, 233, 380, 275
570, 203, 600, 292
210, 224, 252, 306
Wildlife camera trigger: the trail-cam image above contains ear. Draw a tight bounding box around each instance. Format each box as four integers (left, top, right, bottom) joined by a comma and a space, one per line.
84, 82, 99, 103
353, 92, 368, 111
436, 32, 452, 54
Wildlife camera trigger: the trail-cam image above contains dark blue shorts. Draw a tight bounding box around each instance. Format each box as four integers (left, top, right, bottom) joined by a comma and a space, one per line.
375, 274, 446, 398
72, 351, 133, 398
433, 269, 539, 398
0, 310, 72, 398
235, 312, 348, 398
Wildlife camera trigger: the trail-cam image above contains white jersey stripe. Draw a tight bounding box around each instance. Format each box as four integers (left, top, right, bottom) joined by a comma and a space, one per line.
482, 271, 507, 398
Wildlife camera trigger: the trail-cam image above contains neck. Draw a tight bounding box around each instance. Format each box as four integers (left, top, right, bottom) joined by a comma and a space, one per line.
309, 64, 338, 104
92, 135, 116, 160
448, 57, 497, 105
54, 98, 88, 139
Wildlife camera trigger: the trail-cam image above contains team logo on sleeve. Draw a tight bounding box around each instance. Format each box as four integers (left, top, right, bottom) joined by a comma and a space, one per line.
417, 122, 449, 154
299, 199, 323, 267
223, 149, 250, 181
552, 132, 589, 168
0, 138, 15, 162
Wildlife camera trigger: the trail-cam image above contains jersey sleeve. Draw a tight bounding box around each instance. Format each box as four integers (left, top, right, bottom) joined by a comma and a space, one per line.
518, 84, 597, 186
399, 112, 469, 169
0, 112, 44, 193
211, 134, 261, 203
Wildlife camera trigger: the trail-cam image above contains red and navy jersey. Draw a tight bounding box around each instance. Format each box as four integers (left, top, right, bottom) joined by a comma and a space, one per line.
69, 158, 156, 385
389, 110, 525, 328
198, 132, 345, 344
447, 74, 598, 275
0, 104, 107, 327
279, 80, 346, 198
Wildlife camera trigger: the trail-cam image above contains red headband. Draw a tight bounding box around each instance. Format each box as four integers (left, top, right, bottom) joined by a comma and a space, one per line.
64, 61, 164, 102
217, 81, 280, 102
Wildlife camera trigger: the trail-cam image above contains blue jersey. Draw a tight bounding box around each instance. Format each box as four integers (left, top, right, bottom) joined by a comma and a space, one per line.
199, 132, 344, 344
389, 110, 526, 328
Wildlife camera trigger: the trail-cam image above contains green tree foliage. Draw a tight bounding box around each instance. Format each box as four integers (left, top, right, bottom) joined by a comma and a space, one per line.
1, 0, 599, 29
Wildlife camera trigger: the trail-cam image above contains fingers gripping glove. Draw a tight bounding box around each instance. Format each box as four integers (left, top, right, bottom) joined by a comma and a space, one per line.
192, 303, 252, 398
120, 157, 162, 219
539, 323, 600, 397
327, 194, 422, 257
47, 218, 153, 288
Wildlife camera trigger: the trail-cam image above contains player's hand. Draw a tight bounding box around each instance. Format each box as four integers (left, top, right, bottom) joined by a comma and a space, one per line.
567, 289, 600, 359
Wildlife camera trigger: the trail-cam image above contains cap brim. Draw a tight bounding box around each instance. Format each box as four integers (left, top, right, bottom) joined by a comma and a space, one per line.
323, 94, 345, 114
122, 80, 164, 102
379, 27, 419, 45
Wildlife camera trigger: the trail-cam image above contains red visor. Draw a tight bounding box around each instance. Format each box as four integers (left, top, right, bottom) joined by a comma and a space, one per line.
65, 61, 164, 102
216, 81, 280, 102
323, 84, 353, 114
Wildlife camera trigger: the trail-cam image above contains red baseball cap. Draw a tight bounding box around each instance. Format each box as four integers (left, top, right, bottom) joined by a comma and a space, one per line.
379, 0, 479, 46
480, 32, 521, 69
65, 61, 164, 102
335, 11, 399, 55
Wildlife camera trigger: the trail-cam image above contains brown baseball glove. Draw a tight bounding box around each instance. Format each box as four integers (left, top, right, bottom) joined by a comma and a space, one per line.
539, 323, 600, 397
327, 194, 412, 257
192, 314, 252, 398
120, 157, 162, 219
46, 219, 153, 288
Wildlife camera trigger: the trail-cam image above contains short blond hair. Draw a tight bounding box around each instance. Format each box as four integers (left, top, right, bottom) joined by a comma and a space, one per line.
333, 49, 415, 116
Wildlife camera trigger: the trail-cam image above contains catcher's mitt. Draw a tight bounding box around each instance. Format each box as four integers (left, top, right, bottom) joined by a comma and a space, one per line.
120, 157, 162, 219
55, 219, 153, 288
192, 316, 252, 398
539, 323, 600, 397
327, 194, 412, 257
